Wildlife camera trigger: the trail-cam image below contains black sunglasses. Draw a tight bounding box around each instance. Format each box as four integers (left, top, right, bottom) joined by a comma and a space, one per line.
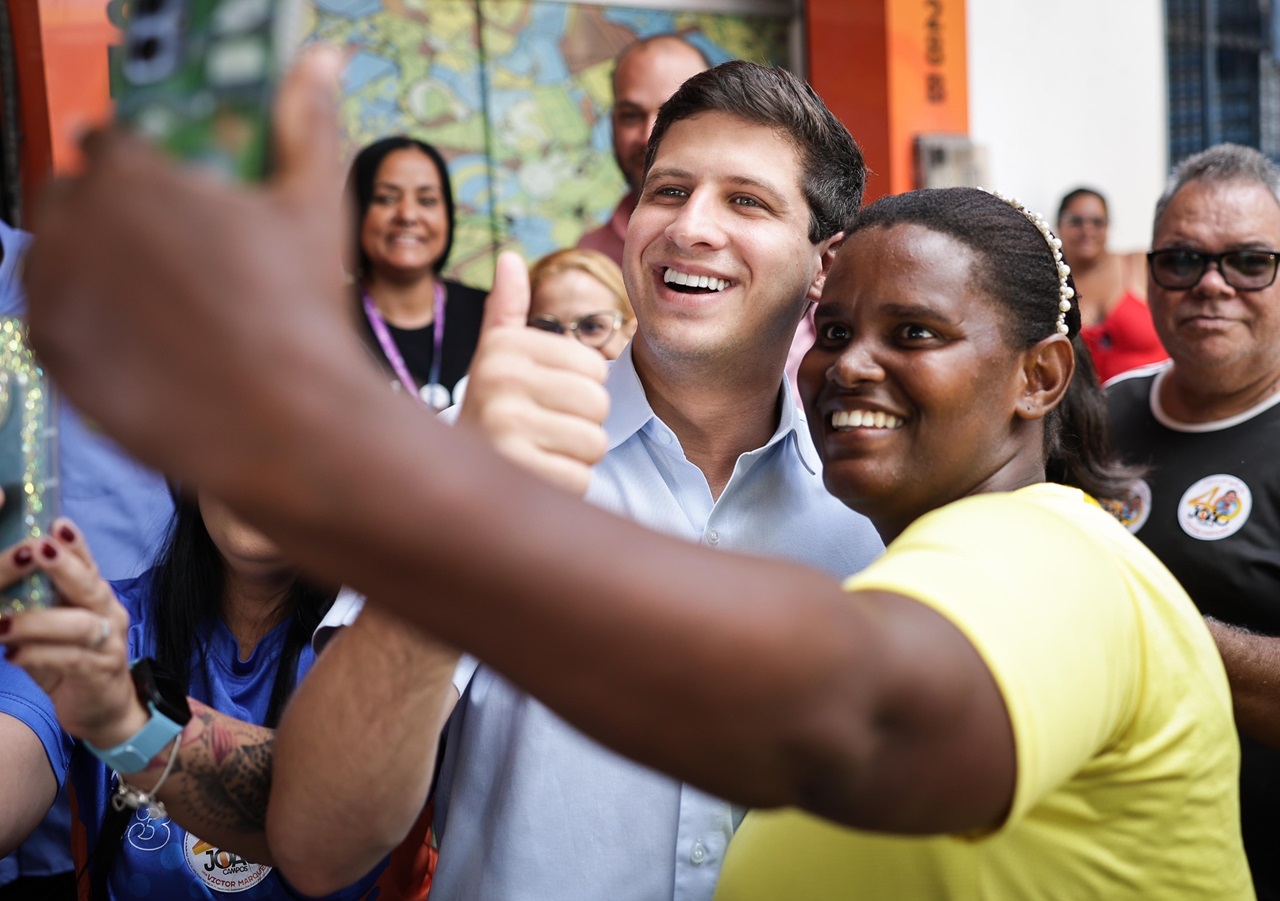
1146, 248, 1280, 291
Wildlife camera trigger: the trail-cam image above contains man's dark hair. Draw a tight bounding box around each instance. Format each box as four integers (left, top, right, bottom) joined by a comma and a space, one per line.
644, 61, 865, 244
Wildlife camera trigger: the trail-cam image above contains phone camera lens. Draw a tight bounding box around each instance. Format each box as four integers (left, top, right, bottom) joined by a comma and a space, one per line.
131, 35, 162, 62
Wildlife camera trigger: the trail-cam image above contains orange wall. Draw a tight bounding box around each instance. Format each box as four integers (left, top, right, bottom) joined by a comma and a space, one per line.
8, 0, 116, 222
809, 0, 968, 201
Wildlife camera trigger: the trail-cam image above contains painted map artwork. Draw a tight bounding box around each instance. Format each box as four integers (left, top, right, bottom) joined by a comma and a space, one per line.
306, 1, 789, 286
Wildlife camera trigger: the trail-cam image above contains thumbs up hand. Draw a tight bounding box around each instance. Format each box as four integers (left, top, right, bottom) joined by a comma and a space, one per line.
457, 252, 609, 496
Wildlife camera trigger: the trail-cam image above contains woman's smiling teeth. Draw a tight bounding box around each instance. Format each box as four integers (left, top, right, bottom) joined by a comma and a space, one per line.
831, 410, 904, 430
664, 268, 729, 293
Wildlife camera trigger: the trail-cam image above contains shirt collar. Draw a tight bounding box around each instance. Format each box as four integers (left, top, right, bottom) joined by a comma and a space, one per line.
603, 342, 819, 474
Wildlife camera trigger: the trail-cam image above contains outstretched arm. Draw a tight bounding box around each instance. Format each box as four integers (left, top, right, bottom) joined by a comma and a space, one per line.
1205, 617, 1280, 749
268, 604, 459, 896
22, 52, 1017, 833
0, 710, 59, 856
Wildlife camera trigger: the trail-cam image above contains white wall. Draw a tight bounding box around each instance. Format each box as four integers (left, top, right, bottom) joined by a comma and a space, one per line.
967, 0, 1167, 251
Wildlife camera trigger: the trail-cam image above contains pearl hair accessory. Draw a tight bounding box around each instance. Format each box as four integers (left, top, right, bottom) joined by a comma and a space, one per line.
981, 188, 1075, 336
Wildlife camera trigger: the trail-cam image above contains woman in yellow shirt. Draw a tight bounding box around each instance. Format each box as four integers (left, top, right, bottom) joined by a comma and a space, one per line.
12, 57, 1254, 899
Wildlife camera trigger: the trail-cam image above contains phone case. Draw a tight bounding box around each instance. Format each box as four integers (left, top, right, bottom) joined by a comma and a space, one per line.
0, 318, 58, 615
113, 0, 303, 182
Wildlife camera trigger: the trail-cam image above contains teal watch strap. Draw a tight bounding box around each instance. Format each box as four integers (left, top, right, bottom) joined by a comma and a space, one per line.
84, 700, 184, 775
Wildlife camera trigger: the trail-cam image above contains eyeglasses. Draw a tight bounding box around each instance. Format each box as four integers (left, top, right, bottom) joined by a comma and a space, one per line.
1147, 248, 1280, 291
1062, 214, 1107, 229
527, 311, 624, 348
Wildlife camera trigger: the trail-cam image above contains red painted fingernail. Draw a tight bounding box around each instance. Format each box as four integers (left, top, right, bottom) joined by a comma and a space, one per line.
40, 541, 57, 560
58, 525, 75, 543
13, 546, 31, 566
0, 618, 11, 635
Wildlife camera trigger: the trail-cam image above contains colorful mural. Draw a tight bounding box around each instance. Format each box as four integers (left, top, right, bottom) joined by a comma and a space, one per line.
307, 1, 791, 286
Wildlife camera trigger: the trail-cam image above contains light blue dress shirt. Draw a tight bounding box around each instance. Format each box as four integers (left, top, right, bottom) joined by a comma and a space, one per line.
428, 343, 883, 901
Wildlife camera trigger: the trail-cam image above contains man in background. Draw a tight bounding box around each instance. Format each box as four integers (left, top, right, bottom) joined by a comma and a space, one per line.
577, 33, 709, 264
1106, 142, 1280, 900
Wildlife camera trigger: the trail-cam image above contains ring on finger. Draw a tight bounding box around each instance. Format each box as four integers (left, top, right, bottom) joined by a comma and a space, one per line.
88, 616, 111, 651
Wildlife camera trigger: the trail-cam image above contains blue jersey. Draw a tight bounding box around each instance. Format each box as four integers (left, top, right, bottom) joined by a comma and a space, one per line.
0, 660, 75, 883
66, 573, 413, 900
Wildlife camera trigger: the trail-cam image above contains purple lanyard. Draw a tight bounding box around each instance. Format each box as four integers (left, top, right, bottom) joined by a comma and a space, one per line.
361, 281, 447, 405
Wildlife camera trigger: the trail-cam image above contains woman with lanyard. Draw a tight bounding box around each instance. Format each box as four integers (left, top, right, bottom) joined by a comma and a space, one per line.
347, 136, 486, 410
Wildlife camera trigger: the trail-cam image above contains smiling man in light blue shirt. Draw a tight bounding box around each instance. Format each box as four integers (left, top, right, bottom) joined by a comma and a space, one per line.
273, 61, 881, 901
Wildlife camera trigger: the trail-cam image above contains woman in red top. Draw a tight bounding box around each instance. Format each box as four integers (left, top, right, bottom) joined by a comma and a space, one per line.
1057, 187, 1167, 382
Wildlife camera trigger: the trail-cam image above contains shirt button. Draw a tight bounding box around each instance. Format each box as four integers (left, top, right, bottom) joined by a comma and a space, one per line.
658, 431, 673, 445
691, 841, 707, 865
707, 530, 720, 546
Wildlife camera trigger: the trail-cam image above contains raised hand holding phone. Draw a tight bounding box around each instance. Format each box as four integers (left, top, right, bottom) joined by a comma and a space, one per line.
0, 319, 57, 614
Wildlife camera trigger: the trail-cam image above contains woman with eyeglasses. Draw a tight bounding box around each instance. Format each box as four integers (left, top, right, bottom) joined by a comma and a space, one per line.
1057, 187, 1167, 382
526, 248, 636, 360
347, 136, 487, 411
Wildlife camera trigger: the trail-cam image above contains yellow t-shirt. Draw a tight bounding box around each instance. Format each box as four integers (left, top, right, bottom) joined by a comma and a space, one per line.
715, 484, 1252, 900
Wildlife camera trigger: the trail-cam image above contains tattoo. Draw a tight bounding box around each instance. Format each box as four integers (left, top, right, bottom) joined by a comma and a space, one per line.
164, 698, 276, 834
209, 721, 237, 765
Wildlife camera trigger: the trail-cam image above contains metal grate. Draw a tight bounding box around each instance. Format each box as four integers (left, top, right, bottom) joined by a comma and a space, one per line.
1165, 0, 1272, 165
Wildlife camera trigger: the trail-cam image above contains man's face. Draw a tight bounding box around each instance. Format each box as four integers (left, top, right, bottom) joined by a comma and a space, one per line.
623, 111, 836, 373
1149, 179, 1280, 382
611, 42, 708, 193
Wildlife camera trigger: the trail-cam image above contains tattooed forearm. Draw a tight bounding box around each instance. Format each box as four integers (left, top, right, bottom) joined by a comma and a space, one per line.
143, 698, 279, 856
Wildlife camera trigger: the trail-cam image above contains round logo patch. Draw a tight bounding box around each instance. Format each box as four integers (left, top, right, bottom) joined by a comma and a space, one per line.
1178, 474, 1252, 541
1100, 479, 1152, 534
183, 832, 271, 893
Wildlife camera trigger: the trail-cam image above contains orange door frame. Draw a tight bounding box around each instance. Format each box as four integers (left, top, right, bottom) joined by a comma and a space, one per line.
6, 0, 116, 225
806, 0, 969, 203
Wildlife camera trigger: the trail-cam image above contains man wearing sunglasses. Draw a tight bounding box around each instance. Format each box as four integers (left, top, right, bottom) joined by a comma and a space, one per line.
1106, 142, 1280, 901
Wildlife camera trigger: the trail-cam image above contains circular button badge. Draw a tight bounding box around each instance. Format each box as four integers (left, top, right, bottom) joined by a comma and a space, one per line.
1177, 474, 1252, 541
1100, 479, 1152, 534
184, 832, 272, 893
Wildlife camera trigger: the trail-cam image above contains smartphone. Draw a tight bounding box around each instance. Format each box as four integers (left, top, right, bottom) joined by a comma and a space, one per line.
0, 318, 58, 615
113, 0, 303, 182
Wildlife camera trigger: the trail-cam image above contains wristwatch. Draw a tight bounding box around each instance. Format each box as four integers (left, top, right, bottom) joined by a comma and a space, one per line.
84, 657, 193, 775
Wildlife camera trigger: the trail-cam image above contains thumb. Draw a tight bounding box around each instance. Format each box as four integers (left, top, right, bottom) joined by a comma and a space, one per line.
271, 46, 345, 203
481, 251, 533, 331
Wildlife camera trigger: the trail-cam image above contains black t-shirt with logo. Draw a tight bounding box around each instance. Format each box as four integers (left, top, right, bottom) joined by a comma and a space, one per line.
1107, 362, 1280, 900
